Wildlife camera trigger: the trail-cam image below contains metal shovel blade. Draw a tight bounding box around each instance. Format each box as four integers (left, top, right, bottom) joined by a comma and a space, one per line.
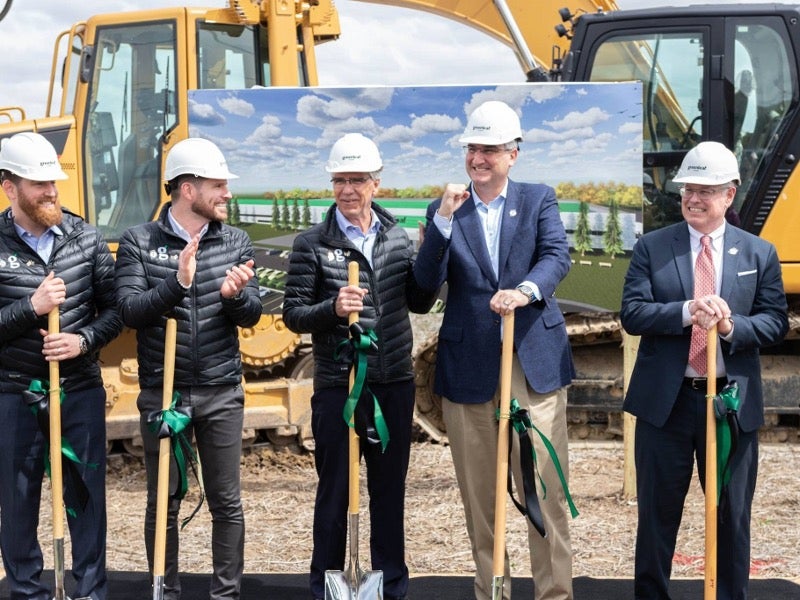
324, 513, 383, 599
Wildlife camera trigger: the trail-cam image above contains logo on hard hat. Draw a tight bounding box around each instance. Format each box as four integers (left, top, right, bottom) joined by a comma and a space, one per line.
687, 165, 707, 172
341, 154, 361, 161
40, 159, 59, 168
472, 126, 491, 132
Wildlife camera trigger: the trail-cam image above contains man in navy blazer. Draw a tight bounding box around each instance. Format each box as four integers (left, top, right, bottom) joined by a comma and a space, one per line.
621, 142, 788, 599
414, 100, 576, 600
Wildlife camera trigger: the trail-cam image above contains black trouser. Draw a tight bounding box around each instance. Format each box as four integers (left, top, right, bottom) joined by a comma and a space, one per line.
633, 382, 758, 600
138, 384, 245, 600
309, 380, 415, 600
0, 386, 108, 600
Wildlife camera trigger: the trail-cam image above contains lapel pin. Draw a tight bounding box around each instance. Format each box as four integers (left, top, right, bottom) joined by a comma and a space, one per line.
728, 247, 738, 255
509, 209, 517, 217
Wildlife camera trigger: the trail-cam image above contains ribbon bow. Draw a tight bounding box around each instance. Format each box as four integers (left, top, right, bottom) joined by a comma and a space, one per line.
24, 379, 96, 518
335, 322, 390, 452
147, 391, 205, 529
500, 398, 579, 537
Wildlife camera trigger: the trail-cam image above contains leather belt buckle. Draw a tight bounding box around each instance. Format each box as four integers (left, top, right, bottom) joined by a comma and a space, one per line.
682, 376, 708, 390
689, 377, 707, 390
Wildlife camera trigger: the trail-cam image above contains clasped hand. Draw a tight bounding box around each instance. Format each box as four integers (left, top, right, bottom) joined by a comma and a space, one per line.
691, 294, 733, 335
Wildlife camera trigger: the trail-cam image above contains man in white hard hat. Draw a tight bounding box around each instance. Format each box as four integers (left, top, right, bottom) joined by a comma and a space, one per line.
283, 133, 436, 600
115, 137, 261, 600
0, 131, 122, 599
621, 141, 788, 599
413, 100, 577, 600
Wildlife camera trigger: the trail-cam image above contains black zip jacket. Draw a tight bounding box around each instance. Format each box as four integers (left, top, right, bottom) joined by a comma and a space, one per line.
282, 202, 436, 390
114, 204, 262, 389
0, 208, 122, 393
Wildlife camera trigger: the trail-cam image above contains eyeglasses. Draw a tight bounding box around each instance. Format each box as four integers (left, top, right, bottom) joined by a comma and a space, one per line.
679, 186, 732, 200
331, 177, 371, 188
463, 145, 513, 157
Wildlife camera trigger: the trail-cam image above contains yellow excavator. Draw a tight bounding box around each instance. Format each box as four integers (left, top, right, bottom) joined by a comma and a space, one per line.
2, 0, 799, 450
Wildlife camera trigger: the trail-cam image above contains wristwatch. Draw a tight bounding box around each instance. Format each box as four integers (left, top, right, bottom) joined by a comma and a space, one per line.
77, 334, 89, 355
516, 284, 537, 304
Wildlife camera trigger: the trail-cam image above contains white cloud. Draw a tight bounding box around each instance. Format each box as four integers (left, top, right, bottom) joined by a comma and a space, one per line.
217, 96, 255, 118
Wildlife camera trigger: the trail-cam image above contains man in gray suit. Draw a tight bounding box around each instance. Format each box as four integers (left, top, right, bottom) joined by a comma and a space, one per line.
414, 100, 576, 600
621, 141, 788, 599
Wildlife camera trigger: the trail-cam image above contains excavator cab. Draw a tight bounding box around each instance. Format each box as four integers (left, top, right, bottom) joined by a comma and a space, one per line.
80, 12, 278, 242
563, 6, 800, 286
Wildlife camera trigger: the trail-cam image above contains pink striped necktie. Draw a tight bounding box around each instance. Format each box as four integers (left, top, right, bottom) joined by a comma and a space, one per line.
689, 234, 714, 374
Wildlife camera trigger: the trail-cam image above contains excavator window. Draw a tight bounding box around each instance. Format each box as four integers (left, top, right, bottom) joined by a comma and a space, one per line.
583, 15, 798, 235
83, 21, 178, 240
587, 30, 705, 232
729, 19, 796, 225
197, 22, 270, 89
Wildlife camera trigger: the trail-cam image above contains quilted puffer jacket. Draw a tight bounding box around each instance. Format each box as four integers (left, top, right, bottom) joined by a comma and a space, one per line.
0, 208, 122, 393
282, 202, 437, 390
115, 204, 262, 389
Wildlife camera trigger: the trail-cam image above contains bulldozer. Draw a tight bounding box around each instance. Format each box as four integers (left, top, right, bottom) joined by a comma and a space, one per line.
2, 0, 799, 452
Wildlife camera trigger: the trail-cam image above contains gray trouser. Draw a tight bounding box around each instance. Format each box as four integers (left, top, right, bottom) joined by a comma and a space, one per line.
138, 384, 245, 600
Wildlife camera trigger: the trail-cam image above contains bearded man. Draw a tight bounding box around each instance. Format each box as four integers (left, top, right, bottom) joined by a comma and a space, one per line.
0, 131, 122, 600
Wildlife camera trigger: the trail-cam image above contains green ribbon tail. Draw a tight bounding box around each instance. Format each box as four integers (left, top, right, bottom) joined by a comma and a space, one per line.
508, 398, 579, 519
337, 327, 390, 452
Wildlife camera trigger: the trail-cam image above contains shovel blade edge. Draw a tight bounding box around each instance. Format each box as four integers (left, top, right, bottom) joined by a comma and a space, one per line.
324, 568, 383, 600
325, 570, 352, 600
356, 569, 383, 599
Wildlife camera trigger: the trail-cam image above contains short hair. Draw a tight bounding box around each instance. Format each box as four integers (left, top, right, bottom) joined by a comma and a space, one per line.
165, 174, 200, 200
0, 170, 20, 185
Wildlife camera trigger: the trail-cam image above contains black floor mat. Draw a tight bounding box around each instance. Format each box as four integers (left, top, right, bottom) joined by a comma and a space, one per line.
2, 572, 798, 599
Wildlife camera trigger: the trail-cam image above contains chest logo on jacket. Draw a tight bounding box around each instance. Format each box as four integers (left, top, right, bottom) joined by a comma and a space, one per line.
149, 245, 177, 262
327, 248, 352, 263
0, 255, 20, 269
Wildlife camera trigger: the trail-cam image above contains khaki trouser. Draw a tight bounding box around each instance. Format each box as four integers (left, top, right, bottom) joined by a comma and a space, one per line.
442, 355, 573, 600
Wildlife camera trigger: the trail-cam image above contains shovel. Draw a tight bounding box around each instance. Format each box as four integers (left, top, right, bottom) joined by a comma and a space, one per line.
704, 324, 718, 599
324, 261, 383, 600
491, 312, 515, 600
48, 308, 70, 600
152, 318, 178, 600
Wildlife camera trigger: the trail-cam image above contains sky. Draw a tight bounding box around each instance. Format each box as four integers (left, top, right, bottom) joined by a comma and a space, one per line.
188, 82, 643, 191
0, 0, 760, 120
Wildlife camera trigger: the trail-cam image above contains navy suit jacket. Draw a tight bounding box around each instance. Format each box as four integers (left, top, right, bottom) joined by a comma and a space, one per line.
414, 179, 575, 404
621, 222, 788, 431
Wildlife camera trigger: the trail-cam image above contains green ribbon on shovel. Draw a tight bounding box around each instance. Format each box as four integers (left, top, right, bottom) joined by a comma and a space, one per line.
26, 379, 97, 518
506, 398, 579, 519
713, 381, 741, 503
335, 322, 390, 452
147, 391, 205, 529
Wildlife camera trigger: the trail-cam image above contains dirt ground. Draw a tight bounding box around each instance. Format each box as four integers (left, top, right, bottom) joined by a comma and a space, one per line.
20, 440, 800, 585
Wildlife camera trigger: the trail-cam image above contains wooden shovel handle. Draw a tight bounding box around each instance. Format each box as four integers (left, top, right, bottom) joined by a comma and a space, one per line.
48, 308, 65, 539
153, 318, 178, 579
347, 262, 361, 515
492, 312, 515, 579
704, 325, 718, 598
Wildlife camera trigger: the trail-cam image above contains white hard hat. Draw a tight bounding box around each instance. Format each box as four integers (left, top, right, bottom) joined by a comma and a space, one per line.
164, 137, 238, 181
325, 133, 383, 173
459, 101, 523, 145
0, 132, 68, 181
673, 141, 741, 185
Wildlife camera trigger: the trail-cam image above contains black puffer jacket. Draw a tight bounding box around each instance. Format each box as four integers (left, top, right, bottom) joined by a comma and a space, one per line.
115, 204, 262, 389
282, 203, 436, 390
0, 208, 122, 393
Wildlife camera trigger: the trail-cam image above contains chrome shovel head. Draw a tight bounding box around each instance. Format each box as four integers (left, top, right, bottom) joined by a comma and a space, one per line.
324, 568, 383, 600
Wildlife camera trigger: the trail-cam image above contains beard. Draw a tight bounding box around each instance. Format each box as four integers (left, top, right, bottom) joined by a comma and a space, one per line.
18, 190, 63, 228
191, 199, 227, 223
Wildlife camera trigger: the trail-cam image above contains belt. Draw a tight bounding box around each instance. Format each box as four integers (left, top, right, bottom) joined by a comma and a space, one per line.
682, 376, 728, 391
